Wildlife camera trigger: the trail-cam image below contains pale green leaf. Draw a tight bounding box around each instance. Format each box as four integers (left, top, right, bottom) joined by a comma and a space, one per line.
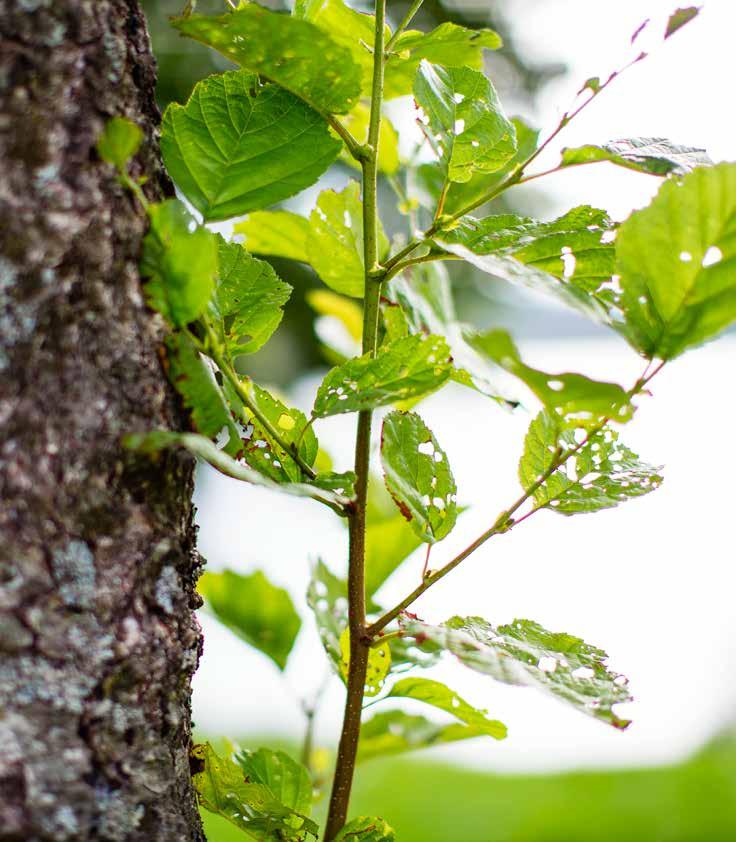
414, 61, 517, 185
164, 331, 241, 456
306, 559, 346, 671
357, 710, 484, 764
381, 410, 457, 543
235, 748, 313, 817
173, 6, 362, 114
333, 816, 395, 841
617, 162, 736, 359
518, 411, 662, 515
97, 116, 142, 171
560, 138, 711, 178
234, 211, 311, 263
191, 742, 318, 839
212, 237, 291, 357
402, 616, 633, 729
341, 102, 400, 175
306, 289, 363, 364
161, 70, 341, 222
469, 330, 632, 426
340, 627, 391, 697
312, 334, 452, 418
122, 431, 350, 510
140, 199, 218, 327
365, 491, 423, 597
385, 677, 507, 739
199, 569, 301, 670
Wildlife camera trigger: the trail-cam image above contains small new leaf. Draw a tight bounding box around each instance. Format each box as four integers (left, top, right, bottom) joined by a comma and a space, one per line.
381, 410, 457, 543
313, 334, 452, 418
199, 570, 301, 670
97, 116, 142, 171
333, 816, 396, 841
665, 6, 700, 39
161, 70, 341, 222
519, 411, 662, 515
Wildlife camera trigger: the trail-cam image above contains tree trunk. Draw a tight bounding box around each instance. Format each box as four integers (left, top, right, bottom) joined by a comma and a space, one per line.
0, 2, 204, 839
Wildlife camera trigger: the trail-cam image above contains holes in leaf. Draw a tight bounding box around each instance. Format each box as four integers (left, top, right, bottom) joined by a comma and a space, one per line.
702, 245, 723, 267
679, 251, 692, 262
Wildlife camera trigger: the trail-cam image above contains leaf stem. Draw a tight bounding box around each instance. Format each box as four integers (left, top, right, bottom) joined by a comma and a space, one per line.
327, 114, 364, 161
385, 0, 424, 52
324, 0, 387, 837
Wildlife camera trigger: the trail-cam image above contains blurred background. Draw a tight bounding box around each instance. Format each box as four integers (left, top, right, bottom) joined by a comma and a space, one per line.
143, 1, 736, 838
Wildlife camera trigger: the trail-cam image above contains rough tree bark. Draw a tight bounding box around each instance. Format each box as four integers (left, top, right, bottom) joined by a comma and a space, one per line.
0, 2, 205, 839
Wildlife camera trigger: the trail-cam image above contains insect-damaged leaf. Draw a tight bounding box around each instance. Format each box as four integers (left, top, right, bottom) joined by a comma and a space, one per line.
385, 677, 506, 740
469, 330, 632, 427
340, 627, 391, 697
560, 137, 711, 178
235, 748, 313, 819
616, 162, 736, 359
212, 238, 292, 358
161, 70, 341, 222
191, 742, 318, 839
518, 411, 662, 515
333, 816, 396, 841
402, 616, 633, 729
414, 61, 517, 185
381, 410, 457, 543
199, 569, 301, 670
313, 334, 452, 418
97, 116, 142, 171
173, 5, 362, 114
140, 199, 218, 327
234, 211, 311, 264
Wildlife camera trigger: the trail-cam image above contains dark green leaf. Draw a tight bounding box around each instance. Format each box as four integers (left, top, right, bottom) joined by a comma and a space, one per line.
617, 162, 736, 359
665, 6, 700, 38
313, 334, 452, 418
385, 677, 507, 739
469, 330, 632, 426
235, 748, 313, 817
381, 410, 457, 543
402, 616, 633, 729
414, 61, 517, 185
234, 211, 311, 263
212, 238, 291, 357
333, 815, 395, 841
357, 710, 485, 763
191, 742, 318, 839
519, 411, 663, 515
164, 331, 241, 456
199, 569, 301, 670
161, 70, 341, 222
173, 6, 362, 114
97, 116, 142, 170
140, 199, 218, 327
560, 138, 711, 177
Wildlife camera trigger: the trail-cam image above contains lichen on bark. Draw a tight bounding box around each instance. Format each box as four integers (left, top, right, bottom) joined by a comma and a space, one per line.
0, 1, 205, 839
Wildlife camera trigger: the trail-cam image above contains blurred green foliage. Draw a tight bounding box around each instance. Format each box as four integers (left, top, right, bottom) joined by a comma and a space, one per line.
201, 735, 736, 841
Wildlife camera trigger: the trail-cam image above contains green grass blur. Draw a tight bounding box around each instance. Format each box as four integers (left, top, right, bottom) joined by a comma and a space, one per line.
200, 735, 736, 841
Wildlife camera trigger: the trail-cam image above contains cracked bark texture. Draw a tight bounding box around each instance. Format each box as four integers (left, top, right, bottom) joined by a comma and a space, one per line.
0, 1, 205, 839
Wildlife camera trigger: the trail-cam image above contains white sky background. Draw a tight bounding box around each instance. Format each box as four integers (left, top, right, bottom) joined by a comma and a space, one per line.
192, 1, 736, 772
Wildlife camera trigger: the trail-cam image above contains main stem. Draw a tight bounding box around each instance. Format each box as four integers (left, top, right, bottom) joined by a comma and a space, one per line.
324, 0, 386, 837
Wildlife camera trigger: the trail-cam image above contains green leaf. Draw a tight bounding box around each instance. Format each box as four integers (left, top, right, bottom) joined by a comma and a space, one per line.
616, 162, 736, 359
164, 331, 241, 456
161, 70, 341, 222
140, 199, 218, 327
235, 748, 313, 817
414, 61, 516, 186
402, 616, 634, 729
665, 6, 700, 38
385, 677, 507, 739
381, 410, 457, 543
199, 570, 301, 670
560, 138, 711, 177
468, 330, 632, 426
306, 559, 346, 671
385, 23, 502, 99
339, 628, 391, 697
519, 411, 662, 515
333, 816, 396, 841
385, 261, 516, 405
308, 182, 389, 299
234, 211, 311, 263
357, 710, 485, 764
123, 431, 349, 510
191, 742, 318, 839
341, 102, 400, 175
173, 6, 362, 114
435, 206, 617, 324
212, 237, 292, 358
97, 116, 142, 170
312, 334, 452, 418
